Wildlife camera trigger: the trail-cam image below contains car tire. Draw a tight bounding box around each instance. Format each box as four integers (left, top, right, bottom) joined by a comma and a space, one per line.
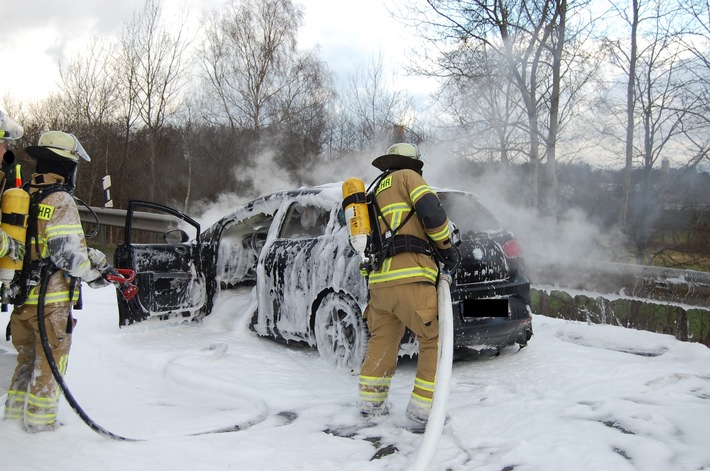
313, 292, 368, 370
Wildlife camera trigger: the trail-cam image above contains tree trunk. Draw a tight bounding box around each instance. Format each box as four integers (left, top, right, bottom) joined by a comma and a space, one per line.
619, 0, 639, 230
543, 0, 566, 224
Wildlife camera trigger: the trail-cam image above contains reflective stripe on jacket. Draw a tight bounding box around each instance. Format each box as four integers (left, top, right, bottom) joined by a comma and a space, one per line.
24, 175, 102, 304
368, 169, 451, 288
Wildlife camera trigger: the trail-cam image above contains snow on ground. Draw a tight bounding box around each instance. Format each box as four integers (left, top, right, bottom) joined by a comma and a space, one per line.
1, 284, 710, 471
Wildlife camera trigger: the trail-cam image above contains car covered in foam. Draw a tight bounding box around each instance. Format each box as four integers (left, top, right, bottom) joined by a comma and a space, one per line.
114, 183, 533, 368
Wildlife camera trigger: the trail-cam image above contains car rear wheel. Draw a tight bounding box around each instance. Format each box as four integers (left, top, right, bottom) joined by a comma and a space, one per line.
314, 292, 367, 370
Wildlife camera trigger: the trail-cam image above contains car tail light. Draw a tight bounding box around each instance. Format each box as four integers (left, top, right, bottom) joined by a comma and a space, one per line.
501, 239, 523, 258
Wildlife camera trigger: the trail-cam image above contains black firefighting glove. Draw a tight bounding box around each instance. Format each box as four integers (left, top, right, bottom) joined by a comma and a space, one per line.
437, 246, 460, 273
86, 275, 110, 289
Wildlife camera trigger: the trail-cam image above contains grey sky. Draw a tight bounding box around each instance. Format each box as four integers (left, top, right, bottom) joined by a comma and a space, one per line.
4, 0, 143, 33
2, 0, 434, 106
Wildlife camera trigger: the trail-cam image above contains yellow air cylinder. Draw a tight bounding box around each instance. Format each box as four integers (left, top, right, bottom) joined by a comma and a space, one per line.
341, 178, 371, 262
0, 187, 30, 285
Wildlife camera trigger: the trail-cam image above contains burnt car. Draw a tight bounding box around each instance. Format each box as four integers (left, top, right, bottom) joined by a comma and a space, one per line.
114, 183, 533, 368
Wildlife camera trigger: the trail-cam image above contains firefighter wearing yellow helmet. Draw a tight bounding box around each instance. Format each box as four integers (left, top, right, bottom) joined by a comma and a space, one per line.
0, 110, 27, 271
357, 142, 459, 426
3, 130, 117, 433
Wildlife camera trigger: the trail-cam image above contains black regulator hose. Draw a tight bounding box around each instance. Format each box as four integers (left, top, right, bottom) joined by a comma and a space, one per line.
36, 266, 139, 441
72, 196, 100, 239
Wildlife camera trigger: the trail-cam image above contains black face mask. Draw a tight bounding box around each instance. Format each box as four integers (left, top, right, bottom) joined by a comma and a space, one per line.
34, 159, 78, 193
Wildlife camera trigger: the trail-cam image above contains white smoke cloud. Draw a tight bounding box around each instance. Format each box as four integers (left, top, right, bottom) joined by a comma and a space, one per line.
193, 137, 625, 271
418, 141, 626, 269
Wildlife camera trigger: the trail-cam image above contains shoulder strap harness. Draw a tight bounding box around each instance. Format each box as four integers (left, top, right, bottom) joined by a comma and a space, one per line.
8, 183, 72, 307
364, 170, 432, 273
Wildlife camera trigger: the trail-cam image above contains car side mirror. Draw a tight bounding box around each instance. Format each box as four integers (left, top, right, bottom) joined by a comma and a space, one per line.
164, 228, 189, 244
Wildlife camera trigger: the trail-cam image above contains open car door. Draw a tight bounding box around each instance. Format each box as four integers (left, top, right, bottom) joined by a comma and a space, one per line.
113, 200, 205, 326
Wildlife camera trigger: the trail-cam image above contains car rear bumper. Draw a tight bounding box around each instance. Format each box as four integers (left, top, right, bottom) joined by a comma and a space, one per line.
452, 314, 532, 351
448, 275, 533, 352
397, 278, 533, 357
451, 273, 531, 305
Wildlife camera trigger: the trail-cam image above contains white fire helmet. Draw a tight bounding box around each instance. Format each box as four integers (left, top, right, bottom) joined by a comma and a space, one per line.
25, 131, 91, 162
384, 142, 422, 160
0, 110, 24, 143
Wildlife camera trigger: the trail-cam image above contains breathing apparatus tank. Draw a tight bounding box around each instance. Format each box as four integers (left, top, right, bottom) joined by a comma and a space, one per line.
0, 187, 30, 288
341, 178, 371, 263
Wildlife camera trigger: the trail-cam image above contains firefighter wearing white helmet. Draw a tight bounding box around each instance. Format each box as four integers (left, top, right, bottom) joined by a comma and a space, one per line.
357, 142, 459, 426
0, 109, 24, 143
0, 110, 27, 268
3, 130, 115, 433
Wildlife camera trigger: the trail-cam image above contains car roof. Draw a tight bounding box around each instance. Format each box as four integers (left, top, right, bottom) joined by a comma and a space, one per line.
219, 182, 479, 225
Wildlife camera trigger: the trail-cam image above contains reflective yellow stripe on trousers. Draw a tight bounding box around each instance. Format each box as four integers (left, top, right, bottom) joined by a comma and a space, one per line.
358, 375, 392, 404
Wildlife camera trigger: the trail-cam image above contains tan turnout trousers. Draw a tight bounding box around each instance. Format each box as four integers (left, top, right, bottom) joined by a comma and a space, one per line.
4, 271, 74, 432
358, 282, 439, 415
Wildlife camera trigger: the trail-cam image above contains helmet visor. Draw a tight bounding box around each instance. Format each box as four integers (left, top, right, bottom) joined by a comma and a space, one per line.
0, 110, 24, 142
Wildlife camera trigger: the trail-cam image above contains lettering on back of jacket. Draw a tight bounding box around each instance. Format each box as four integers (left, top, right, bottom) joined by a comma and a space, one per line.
37, 204, 54, 221
376, 175, 392, 195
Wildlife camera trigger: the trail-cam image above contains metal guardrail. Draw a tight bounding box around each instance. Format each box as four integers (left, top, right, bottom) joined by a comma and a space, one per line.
81, 205, 710, 308
530, 259, 710, 347
78, 206, 709, 345
78, 206, 177, 233
530, 259, 710, 309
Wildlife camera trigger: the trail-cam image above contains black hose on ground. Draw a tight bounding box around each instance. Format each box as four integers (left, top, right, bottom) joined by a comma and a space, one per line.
34, 266, 282, 440
36, 265, 139, 441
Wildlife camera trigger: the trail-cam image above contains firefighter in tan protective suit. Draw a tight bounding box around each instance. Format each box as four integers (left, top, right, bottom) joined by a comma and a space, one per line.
3, 131, 115, 433
358, 143, 459, 425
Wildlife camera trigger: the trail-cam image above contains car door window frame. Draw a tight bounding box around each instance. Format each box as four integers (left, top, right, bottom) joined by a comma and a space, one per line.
278, 202, 330, 239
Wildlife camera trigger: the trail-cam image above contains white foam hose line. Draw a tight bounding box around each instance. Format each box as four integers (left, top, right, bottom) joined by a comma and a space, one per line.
161, 343, 270, 435
411, 275, 454, 471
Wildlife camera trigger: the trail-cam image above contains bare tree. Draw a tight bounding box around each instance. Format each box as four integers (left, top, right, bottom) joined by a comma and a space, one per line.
436, 46, 528, 164
676, 0, 710, 161
115, 0, 190, 200
196, 0, 336, 189
198, 0, 303, 135
403, 0, 592, 219
542, 0, 567, 220
57, 36, 121, 204
611, 0, 642, 229
271, 52, 335, 182
323, 53, 418, 159
341, 53, 415, 152
605, 0, 707, 261
58, 37, 119, 131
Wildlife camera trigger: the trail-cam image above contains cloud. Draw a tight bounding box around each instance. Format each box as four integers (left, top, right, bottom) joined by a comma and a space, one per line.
3, 0, 145, 102
4, 0, 428, 107
4, 0, 142, 35
417, 141, 623, 267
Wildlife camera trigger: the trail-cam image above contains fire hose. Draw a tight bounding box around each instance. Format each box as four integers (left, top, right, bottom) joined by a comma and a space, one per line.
35, 266, 275, 440
411, 270, 455, 471
36, 264, 140, 441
